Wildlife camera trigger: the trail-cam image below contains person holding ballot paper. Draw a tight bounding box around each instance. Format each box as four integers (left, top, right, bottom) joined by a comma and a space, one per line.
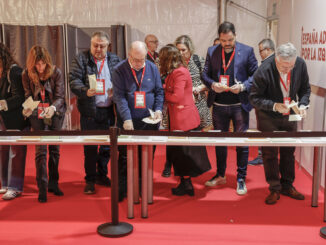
112, 41, 164, 201
249, 43, 311, 205
22, 45, 66, 203
69, 31, 120, 195
0, 43, 28, 200
201, 21, 258, 195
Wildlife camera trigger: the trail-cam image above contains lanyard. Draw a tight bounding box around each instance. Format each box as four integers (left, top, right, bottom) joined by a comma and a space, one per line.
40, 88, 45, 102
280, 72, 291, 92
95, 58, 105, 77
147, 51, 156, 61
222, 48, 236, 73
131, 66, 146, 89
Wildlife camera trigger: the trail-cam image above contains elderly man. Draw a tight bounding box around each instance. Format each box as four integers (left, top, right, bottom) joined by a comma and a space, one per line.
250, 43, 311, 205
249, 38, 275, 166
202, 21, 258, 195
112, 41, 164, 201
69, 31, 121, 194
145, 34, 159, 64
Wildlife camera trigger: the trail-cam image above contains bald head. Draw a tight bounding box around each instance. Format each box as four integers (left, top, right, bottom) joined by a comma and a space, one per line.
128, 41, 147, 70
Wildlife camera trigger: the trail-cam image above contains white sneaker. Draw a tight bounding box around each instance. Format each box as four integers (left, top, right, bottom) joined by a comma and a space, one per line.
0, 188, 7, 194
236, 179, 247, 195
2, 190, 21, 200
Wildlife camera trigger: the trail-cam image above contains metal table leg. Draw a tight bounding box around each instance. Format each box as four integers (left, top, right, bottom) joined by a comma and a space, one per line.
141, 145, 148, 218
127, 145, 134, 219
133, 145, 139, 204
148, 145, 153, 204
312, 146, 320, 207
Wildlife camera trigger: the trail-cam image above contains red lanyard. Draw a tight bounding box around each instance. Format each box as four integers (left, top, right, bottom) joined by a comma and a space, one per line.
280, 72, 291, 92
95, 58, 105, 77
147, 51, 155, 61
222, 48, 236, 73
131, 66, 146, 88
40, 88, 45, 102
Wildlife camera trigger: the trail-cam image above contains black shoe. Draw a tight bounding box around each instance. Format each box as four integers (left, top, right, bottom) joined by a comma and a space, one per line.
84, 182, 95, 194
248, 156, 263, 166
162, 162, 172, 177
95, 175, 111, 187
48, 185, 64, 196
38, 190, 47, 203
172, 177, 194, 196
118, 191, 127, 202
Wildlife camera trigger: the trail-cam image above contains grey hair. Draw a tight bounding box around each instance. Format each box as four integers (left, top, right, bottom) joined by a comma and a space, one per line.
129, 41, 148, 53
91, 31, 110, 43
276, 43, 297, 60
259, 38, 275, 51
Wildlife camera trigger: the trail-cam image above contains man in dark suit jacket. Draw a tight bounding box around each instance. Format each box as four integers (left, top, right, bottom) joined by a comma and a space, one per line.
249, 43, 311, 205
202, 21, 258, 195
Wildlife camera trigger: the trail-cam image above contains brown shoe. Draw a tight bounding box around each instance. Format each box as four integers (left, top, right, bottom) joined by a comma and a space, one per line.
265, 191, 280, 205
280, 187, 305, 200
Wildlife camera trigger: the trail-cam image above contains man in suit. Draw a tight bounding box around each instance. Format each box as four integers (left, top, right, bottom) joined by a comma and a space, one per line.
202, 21, 258, 195
249, 38, 275, 166
249, 43, 311, 204
69, 31, 121, 194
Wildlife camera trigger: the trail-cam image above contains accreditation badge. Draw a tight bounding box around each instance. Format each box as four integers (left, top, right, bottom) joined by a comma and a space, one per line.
38, 103, 49, 119
219, 75, 229, 87
96, 79, 105, 95
283, 97, 290, 115
134, 91, 146, 108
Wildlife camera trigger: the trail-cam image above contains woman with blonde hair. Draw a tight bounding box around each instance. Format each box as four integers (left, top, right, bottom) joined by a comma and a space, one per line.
22, 45, 66, 203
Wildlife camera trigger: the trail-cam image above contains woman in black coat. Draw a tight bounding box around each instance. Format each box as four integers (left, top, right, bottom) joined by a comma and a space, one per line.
0, 43, 28, 200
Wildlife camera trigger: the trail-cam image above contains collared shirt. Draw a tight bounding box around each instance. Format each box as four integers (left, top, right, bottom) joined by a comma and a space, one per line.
95, 55, 112, 107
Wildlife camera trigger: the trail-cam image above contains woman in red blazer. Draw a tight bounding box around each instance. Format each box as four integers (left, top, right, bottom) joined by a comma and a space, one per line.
159, 45, 211, 196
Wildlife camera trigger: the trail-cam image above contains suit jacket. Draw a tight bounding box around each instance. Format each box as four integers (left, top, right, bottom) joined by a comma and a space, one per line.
0, 65, 26, 130
249, 55, 311, 119
202, 42, 258, 112
165, 66, 200, 131
22, 66, 66, 116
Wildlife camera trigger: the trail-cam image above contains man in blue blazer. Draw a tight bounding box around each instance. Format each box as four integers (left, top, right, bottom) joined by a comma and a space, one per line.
202, 21, 258, 195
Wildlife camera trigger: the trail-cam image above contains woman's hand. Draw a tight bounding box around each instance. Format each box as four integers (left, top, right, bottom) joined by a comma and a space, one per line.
43, 106, 55, 118
22, 108, 33, 117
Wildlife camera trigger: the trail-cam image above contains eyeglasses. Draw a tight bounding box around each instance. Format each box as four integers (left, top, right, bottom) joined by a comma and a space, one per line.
130, 55, 145, 63
149, 40, 159, 44
92, 43, 108, 49
259, 48, 267, 53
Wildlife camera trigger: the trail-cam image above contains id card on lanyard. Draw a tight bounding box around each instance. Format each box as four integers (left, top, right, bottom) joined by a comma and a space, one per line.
38, 89, 49, 119
95, 59, 106, 95
219, 48, 235, 87
132, 66, 146, 109
280, 72, 291, 115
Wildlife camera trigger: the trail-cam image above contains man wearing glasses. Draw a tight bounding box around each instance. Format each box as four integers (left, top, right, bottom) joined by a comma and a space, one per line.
69, 31, 121, 194
112, 41, 164, 201
250, 43, 310, 204
145, 34, 159, 64
249, 38, 275, 166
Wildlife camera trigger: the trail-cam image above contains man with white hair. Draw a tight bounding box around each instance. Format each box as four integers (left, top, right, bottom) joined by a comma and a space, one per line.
250, 43, 311, 205
112, 41, 164, 201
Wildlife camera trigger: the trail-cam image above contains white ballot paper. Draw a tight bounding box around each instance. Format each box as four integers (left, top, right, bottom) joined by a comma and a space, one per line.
22, 96, 40, 111
88, 74, 97, 90
142, 109, 161, 124
288, 100, 302, 121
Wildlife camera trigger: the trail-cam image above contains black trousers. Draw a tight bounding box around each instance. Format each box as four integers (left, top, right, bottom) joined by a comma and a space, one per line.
257, 110, 297, 192
30, 114, 64, 190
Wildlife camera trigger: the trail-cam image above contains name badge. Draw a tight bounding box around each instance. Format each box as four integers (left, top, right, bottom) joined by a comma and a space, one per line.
219, 75, 229, 87
283, 97, 290, 115
134, 91, 146, 108
96, 79, 105, 95
38, 103, 49, 119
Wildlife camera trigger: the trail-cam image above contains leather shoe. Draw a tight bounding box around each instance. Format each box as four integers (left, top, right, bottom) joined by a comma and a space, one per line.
48, 185, 64, 196
84, 182, 95, 194
280, 187, 305, 200
162, 161, 172, 177
265, 191, 280, 205
95, 175, 111, 187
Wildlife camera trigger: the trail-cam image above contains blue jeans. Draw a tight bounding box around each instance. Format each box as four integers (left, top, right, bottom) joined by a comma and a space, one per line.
212, 104, 249, 180
80, 106, 115, 183
0, 145, 27, 192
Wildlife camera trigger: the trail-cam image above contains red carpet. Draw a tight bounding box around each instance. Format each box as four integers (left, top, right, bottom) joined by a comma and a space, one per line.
0, 145, 325, 244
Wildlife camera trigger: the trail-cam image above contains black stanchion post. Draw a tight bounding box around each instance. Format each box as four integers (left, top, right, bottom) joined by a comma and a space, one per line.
320, 148, 326, 239
97, 127, 133, 237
